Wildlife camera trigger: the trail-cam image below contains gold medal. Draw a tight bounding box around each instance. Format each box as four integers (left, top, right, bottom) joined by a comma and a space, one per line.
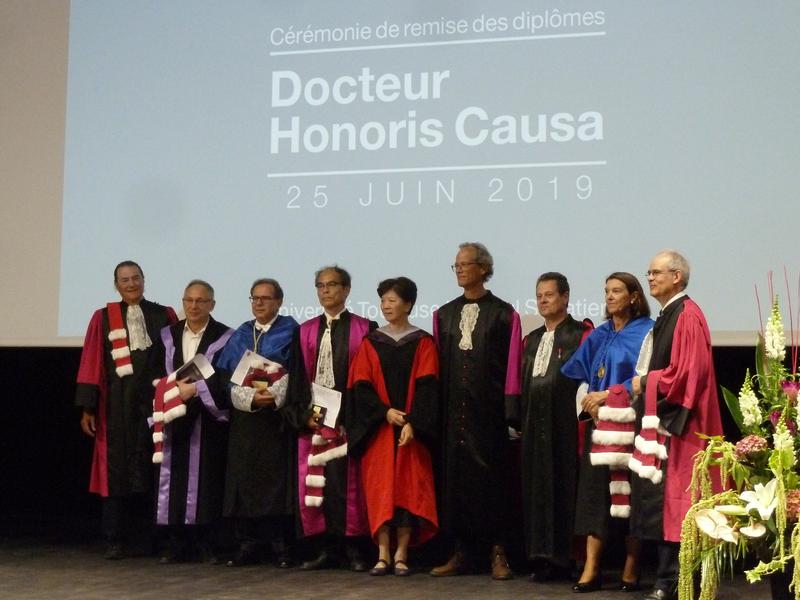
597, 364, 606, 379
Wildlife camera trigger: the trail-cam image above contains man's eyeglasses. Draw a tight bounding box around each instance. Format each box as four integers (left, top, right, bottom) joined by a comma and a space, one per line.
182, 298, 212, 305
646, 269, 678, 278
451, 262, 479, 272
249, 295, 276, 304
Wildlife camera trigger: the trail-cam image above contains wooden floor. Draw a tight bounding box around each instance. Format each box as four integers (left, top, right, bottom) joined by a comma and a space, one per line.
0, 537, 773, 600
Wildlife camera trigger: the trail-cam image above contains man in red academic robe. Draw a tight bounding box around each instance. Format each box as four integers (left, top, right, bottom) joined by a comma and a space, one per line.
76, 260, 177, 559
631, 250, 723, 600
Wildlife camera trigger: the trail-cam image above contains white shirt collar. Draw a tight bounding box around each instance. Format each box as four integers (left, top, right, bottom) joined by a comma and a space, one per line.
660, 290, 687, 312
254, 314, 278, 332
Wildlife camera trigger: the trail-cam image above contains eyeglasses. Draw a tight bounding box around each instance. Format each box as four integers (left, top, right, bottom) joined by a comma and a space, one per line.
182, 298, 212, 305
249, 295, 276, 304
315, 281, 344, 290
451, 262, 479, 272
646, 269, 678, 278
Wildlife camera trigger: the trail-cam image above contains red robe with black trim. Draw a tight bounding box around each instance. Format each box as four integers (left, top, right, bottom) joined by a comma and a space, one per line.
347, 329, 439, 545
75, 299, 177, 497
640, 297, 723, 542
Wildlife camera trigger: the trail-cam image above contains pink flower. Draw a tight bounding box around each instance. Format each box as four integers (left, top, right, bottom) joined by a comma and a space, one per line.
782, 381, 800, 404
734, 435, 769, 460
769, 411, 797, 434
786, 490, 800, 521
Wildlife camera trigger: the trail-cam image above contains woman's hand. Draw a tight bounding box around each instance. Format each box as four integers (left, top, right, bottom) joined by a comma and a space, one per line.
398, 423, 415, 446
581, 390, 608, 418
386, 408, 407, 426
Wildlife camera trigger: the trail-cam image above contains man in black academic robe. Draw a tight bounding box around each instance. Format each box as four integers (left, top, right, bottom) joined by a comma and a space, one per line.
147, 280, 233, 563
516, 273, 591, 581
431, 242, 522, 580
216, 278, 299, 568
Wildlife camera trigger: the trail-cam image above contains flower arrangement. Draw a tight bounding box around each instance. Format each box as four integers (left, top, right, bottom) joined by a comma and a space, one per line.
679, 293, 800, 600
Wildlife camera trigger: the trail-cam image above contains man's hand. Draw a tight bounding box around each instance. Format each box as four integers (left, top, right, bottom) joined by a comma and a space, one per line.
307, 412, 322, 430
632, 376, 642, 396
581, 390, 609, 418
386, 408, 406, 427
398, 423, 414, 447
80, 409, 96, 437
176, 378, 197, 401
251, 389, 276, 409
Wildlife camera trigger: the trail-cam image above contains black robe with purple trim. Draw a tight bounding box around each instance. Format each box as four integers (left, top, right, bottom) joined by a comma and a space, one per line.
75, 299, 177, 497
284, 311, 376, 538
433, 291, 522, 542
148, 317, 233, 526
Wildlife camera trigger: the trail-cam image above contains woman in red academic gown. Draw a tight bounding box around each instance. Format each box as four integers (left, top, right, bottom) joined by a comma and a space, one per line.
347, 277, 439, 576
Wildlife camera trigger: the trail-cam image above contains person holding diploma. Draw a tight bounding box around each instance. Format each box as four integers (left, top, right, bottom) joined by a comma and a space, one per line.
347, 277, 439, 576
216, 278, 298, 568
284, 266, 377, 572
147, 279, 234, 564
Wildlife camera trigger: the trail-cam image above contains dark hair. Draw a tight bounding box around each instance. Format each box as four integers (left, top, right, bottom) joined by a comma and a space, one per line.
113, 260, 143, 283
604, 272, 651, 320
458, 242, 494, 281
185, 279, 215, 298
315, 265, 351, 288
377, 277, 418, 312
536, 272, 570, 295
250, 277, 284, 299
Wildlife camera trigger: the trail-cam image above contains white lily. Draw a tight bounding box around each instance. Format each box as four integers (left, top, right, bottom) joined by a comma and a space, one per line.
740, 522, 767, 538
695, 508, 740, 543
740, 479, 779, 521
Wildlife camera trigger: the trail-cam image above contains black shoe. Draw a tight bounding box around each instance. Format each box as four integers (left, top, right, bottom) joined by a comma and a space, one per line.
369, 559, 390, 576
573, 576, 602, 593
226, 549, 260, 567
641, 589, 675, 600
276, 555, 293, 569
300, 550, 332, 571
350, 557, 368, 572
619, 579, 641, 592
104, 543, 125, 560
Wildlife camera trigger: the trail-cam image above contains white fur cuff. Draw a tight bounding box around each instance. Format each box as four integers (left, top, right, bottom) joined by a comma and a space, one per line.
592, 430, 635, 445
597, 406, 636, 423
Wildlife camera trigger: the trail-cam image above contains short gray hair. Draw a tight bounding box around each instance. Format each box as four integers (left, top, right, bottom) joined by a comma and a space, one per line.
185, 279, 214, 298
657, 249, 690, 289
459, 241, 494, 281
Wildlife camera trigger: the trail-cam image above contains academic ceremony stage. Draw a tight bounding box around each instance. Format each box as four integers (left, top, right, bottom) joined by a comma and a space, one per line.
0, 536, 771, 600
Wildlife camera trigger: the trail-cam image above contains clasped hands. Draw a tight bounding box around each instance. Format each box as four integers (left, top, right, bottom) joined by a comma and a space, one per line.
386, 407, 414, 446
581, 390, 609, 420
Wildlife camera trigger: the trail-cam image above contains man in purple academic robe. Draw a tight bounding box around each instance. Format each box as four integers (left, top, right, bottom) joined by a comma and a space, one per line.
284, 266, 376, 571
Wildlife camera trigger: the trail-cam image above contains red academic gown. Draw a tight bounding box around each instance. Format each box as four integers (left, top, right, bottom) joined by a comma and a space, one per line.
347, 329, 439, 546
639, 297, 723, 542
75, 299, 178, 497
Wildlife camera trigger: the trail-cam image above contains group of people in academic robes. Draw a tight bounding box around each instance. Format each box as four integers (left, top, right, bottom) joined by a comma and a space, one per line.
75, 246, 724, 600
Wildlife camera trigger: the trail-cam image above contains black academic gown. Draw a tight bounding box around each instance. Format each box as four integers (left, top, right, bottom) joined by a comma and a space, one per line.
434, 291, 518, 542
519, 316, 590, 565
148, 317, 233, 526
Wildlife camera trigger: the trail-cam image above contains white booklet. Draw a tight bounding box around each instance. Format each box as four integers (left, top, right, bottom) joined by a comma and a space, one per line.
175, 353, 214, 382
230, 350, 286, 388
311, 382, 342, 428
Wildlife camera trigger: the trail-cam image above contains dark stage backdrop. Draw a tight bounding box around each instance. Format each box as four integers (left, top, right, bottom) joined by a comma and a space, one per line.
0, 345, 751, 542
